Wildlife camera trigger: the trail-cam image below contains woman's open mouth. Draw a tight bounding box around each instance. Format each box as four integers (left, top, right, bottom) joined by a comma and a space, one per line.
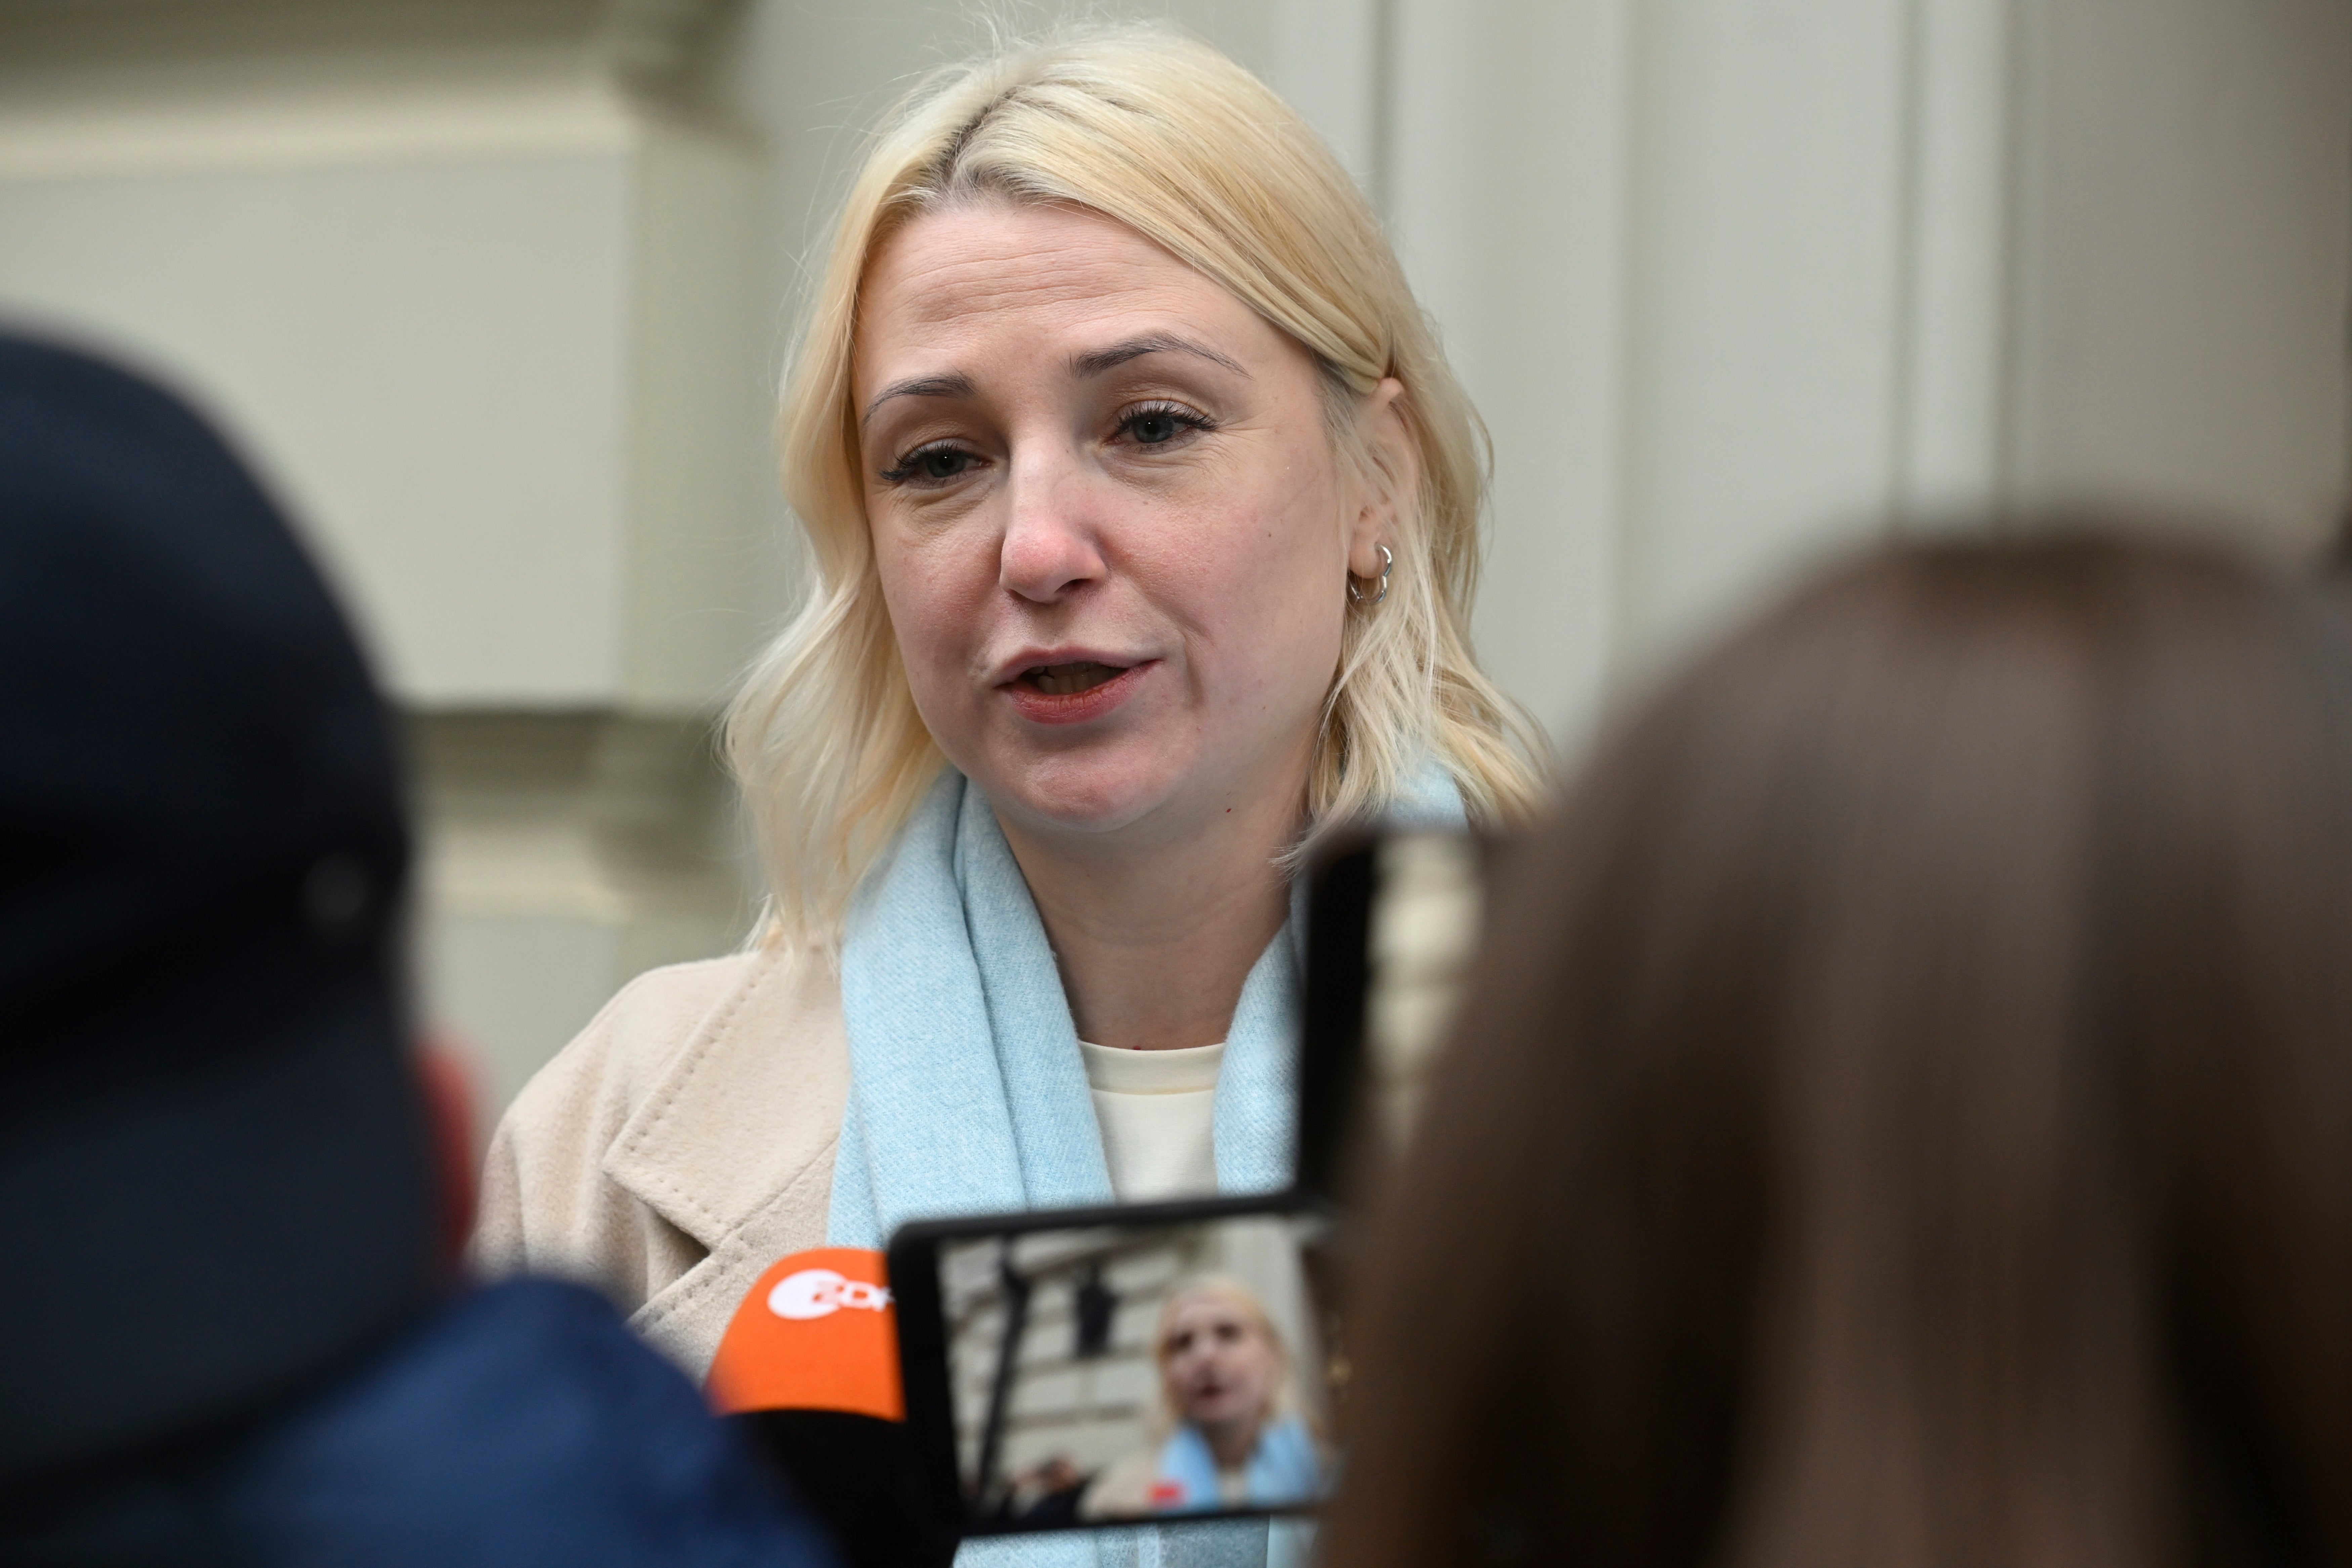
1020, 661, 1124, 696
1000, 659, 1146, 725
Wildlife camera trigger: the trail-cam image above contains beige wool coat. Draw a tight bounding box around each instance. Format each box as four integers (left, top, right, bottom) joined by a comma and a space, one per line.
472, 942, 849, 1379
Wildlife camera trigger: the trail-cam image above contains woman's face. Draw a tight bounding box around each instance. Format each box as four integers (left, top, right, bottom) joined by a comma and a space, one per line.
853, 199, 1389, 847
1160, 1292, 1280, 1433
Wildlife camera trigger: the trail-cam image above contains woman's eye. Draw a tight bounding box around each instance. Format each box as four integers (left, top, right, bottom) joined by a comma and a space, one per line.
880, 444, 976, 485
1117, 404, 1210, 448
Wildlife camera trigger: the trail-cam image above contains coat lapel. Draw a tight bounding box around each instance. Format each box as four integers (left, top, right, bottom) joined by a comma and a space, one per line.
600, 941, 850, 1374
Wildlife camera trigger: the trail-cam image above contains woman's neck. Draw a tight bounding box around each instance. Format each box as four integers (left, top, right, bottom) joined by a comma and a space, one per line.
994, 771, 1304, 1052
1201, 1413, 1266, 1471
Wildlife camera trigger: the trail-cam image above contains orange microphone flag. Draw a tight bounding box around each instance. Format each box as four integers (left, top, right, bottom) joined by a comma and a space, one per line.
704, 1246, 906, 1422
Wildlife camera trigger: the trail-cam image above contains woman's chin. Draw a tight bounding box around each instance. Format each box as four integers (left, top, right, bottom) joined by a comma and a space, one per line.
975, 750, 1196, 840
1187, 1404, 1259, 1443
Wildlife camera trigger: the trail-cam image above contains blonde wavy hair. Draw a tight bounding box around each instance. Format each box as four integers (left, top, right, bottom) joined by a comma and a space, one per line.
727, 23, 1545, 940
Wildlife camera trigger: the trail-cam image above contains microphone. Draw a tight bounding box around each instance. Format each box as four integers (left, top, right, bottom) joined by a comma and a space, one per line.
707, 1248, 933, 1568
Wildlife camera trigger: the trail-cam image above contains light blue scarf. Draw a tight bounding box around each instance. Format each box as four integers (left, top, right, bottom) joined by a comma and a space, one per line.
830, 764, 1463, 1567
1153, 1416, 1324, 1514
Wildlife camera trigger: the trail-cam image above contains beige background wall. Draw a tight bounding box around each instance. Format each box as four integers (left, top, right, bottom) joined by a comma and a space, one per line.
2, 0, 2344, 1118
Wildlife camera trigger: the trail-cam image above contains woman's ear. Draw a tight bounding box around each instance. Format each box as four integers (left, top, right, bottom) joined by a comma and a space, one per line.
1348, 377, 1415, 579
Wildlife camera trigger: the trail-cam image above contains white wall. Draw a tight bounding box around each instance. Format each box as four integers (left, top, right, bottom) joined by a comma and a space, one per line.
0, 14, 776, 712
1391, 0, 2348, 743
2007, 0, 2352, 538
0, 146, 635, 700
1612, 0, 1921, 664
1387, 0, 1634, 748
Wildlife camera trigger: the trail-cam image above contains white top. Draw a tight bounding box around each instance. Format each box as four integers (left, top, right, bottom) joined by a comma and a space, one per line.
1078, 1039, 1224, 1202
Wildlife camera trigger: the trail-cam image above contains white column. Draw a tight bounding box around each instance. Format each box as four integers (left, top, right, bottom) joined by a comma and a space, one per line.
1611, 0, 1921, 675
2004, 0, 2352, 539
1387, 0, 1635, 749
1898, 0, 2014, 518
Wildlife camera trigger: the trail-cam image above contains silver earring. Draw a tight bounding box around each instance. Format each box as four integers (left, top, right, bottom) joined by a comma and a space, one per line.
1349, 544, 1393, 607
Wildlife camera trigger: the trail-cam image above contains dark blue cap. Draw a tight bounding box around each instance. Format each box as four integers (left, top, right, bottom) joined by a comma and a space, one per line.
0, 332, 435, 1479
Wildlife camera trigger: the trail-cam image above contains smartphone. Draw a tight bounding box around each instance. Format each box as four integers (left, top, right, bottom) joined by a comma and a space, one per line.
889, 1193, 1340, 1544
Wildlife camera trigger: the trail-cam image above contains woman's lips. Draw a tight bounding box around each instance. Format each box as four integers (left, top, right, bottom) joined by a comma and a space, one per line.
1000, 660, 1147, 725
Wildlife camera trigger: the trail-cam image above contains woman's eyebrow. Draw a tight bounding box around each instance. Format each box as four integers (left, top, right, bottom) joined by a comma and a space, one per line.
860, 372, 975, 430
1071, 334, 1247, 379
858, 335, 1243, 429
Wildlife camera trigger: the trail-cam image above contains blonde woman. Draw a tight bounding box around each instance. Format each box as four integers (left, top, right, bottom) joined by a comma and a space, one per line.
475, 25, 1541, 1388
1082, 1279, 1325, 1520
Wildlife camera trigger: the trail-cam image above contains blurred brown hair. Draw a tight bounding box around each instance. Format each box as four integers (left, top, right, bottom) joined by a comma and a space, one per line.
1323, 530, 2352, 1568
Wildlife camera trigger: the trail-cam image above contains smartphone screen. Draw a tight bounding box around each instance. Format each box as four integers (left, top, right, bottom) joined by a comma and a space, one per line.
894, 1200, 1338, 1535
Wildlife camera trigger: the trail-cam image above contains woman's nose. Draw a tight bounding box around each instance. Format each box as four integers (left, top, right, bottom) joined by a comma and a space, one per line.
997, 452, 1107, 603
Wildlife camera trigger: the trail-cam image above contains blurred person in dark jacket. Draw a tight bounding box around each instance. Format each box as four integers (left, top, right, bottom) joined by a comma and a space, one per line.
0, 333, 838, 1568
1324, 529, 2352, 1568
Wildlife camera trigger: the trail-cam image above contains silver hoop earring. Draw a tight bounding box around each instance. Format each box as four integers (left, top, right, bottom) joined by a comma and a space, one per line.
1348, 544, 1393, 607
